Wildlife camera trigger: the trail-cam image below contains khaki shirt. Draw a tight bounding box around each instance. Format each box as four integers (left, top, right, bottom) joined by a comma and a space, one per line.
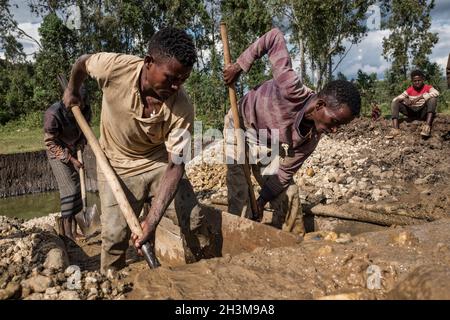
86, 53, 194, 177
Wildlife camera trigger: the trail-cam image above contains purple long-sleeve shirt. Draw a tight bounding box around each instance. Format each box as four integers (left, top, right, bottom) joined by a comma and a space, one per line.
44, 102, 91, 163
236, 28, 321, 201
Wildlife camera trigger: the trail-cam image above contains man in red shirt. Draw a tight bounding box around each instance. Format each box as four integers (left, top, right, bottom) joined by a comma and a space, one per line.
388, 70, 439, 138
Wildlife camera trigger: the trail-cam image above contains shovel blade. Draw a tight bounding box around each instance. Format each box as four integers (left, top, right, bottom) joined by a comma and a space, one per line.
74, 204, 101, 238
85, 204, 101, 228
141, 242, 161, 269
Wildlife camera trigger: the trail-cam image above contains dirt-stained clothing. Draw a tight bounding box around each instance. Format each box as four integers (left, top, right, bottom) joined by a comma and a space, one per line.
44, 101, 91, 218
391, 97, 437, 121
97, 165, 211, 273
85, 52, 209, 272
85, 53, 193, 178
233, 28, 320, 202
44, 101, 91, 163
224, 111, 305, 235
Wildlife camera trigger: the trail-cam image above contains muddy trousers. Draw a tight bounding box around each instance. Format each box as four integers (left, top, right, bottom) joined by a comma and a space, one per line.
391, 97, 437, 120
48, 156, 82, 218
226, 163, 305, 235
97, 164, 211, 273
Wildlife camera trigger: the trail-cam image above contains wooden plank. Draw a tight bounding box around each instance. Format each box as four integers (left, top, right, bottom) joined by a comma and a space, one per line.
154, 207, 301, 266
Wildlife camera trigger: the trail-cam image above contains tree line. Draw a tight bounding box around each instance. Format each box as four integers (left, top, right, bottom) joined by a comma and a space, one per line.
0, 0, 445, 128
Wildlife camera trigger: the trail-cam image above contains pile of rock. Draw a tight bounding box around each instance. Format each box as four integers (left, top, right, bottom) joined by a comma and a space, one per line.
0, 216, 132, 300
185, 117, 449, 213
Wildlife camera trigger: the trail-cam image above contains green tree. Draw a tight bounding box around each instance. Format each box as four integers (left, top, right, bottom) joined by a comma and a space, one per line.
0, 1, 36, 122
220, 0, 273, 96
382, 0, 439, 82
355, 69, 377, 115
274, 0, 373, 90
33, 13, 78, 110
336, 71, 348, 81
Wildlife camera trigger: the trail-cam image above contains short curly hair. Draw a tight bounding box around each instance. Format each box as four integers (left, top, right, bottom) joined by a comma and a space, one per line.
411, 69, 425, 79
147, 27, 197, 67
319, 80, 361, 116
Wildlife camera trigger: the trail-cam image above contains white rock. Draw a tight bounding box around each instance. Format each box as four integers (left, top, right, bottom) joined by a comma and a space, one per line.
44, 248, 69, 272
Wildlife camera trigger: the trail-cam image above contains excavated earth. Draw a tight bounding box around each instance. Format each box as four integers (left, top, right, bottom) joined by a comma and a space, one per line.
0, 115, 449, 300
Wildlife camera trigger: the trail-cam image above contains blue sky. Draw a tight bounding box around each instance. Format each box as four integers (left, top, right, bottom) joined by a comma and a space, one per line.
5, 0, 450, 80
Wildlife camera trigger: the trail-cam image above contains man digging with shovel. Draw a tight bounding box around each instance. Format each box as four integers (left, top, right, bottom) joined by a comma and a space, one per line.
44, 86, 100, 241
63, 27, 212, 274
223, 28, 361, 235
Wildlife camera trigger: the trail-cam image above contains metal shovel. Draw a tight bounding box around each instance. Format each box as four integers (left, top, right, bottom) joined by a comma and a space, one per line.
74, 149, 101, 237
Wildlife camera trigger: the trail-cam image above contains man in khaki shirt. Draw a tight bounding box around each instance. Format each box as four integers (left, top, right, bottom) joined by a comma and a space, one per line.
63, 28, 211, 273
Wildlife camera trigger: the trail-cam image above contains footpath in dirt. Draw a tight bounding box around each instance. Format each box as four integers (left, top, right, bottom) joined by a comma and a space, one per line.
0, 115, 449, 300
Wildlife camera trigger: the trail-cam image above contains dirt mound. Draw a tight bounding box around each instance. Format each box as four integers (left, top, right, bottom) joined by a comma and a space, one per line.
186, 115, 450, 223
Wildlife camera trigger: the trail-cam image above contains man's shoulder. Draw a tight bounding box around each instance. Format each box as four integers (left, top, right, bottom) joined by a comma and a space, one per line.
45, 101, 64, 116
405, 86, 416, 95
87, 52, 143, 72
88, 52, 142, 63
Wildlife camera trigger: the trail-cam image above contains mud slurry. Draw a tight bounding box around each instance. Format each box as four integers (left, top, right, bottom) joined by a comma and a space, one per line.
125, 219, 450, 300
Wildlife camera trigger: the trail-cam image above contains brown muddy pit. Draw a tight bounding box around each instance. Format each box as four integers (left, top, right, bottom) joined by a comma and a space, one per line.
1, 116, 449, 299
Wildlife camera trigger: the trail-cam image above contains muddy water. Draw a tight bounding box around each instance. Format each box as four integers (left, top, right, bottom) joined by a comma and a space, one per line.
0, 191, 101, 220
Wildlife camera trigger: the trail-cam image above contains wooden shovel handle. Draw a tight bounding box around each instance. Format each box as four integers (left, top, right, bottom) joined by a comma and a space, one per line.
71, 106, 143, 238
220, 22, 259, 219
77, 149, 87, 211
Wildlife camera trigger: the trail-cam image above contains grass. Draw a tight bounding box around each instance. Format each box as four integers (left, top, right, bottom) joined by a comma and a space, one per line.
0, 112, 100, 154
0, 126, 100, 154
0, 96, 448, 154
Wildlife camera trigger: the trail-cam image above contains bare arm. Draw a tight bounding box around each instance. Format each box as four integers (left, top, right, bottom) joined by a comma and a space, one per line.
423, 87, 440, 100
63, 54, 92, 109
393, 90, 408, 104
133, 155, 185, 249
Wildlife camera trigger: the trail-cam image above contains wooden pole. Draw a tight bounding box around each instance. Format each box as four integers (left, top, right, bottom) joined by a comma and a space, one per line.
310, 204, 425, 226
71, 105, 159, 268
220, 22, 259, 219
77, 149, 87, 212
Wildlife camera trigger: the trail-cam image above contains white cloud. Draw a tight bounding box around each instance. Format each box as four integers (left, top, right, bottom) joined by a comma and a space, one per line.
429, 23, 450, 72
13, 22, 41, 60
334, 29, 391, 79
334, 8, 450, 80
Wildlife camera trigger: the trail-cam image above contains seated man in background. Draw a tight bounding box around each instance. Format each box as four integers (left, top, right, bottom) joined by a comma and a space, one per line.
387, 70, 439, 139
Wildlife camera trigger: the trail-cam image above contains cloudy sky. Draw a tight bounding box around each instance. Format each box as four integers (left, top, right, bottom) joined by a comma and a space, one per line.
5, 0, 450, 80
333, 0, 450, 79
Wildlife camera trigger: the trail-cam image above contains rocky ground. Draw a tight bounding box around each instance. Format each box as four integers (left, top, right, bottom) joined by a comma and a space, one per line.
188, 115, 450, 223
0, 215, 132, 300
0, 115, 449, 300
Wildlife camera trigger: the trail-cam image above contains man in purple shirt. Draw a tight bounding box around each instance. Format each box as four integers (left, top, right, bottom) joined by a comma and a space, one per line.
44, 87, 97, 241
223, 28, 361, 234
